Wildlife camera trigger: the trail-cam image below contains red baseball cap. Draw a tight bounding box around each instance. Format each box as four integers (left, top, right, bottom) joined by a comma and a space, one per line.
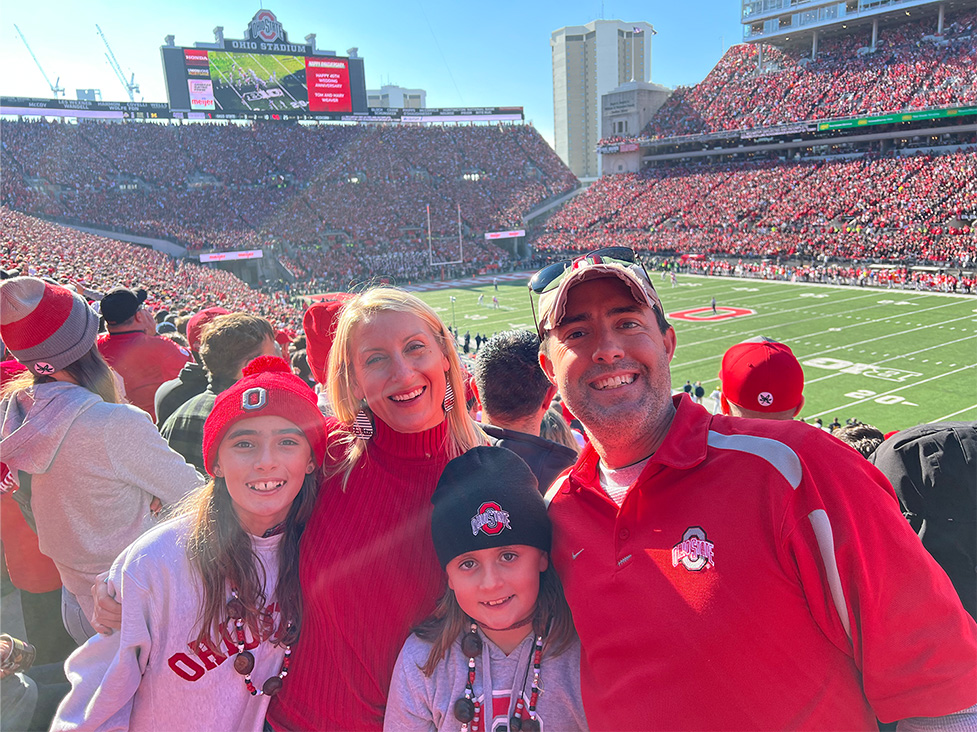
719, 338, 804, 412
186, 307, 231, 353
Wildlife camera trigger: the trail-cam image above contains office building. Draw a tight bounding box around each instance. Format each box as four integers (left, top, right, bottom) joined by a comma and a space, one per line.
552, 19, 655, 178
367, 85, 427, 109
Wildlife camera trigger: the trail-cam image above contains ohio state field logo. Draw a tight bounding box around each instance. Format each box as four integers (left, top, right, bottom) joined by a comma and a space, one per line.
669, 307, 755, 322
248, 10, 283, 42
471, 502, 511, 536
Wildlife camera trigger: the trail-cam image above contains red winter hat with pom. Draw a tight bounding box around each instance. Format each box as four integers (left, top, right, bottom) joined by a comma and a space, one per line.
202, 355, 328, 476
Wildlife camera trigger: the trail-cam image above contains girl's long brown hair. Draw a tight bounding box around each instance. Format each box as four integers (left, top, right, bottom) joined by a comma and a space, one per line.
178, 469, 320, 648
412, 563, 576, 676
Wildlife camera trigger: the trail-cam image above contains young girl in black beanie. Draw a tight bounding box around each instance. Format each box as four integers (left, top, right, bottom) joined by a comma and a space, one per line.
384, 446, 587, 732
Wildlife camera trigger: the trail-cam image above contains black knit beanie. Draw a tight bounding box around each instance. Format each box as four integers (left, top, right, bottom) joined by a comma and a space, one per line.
431, 446, 551, 569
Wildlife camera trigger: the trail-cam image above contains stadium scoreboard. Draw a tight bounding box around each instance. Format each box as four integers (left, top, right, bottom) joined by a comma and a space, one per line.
160, 10, 368, 116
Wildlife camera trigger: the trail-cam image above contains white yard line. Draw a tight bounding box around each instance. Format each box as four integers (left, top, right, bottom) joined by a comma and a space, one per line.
933, 404, 977, 421
804, 364, 976, 419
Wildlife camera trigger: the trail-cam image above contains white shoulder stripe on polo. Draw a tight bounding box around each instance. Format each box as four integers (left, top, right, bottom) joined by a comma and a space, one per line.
807, 509, 852, 642
544, 475, 569, 507
707, 431, 803, 489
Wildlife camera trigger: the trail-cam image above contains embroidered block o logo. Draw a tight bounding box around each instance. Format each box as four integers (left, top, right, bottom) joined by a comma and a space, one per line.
241, 386, 267, 411
471, 501, 511, 536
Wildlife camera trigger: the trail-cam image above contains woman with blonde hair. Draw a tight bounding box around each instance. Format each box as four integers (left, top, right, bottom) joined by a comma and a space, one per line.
267, 287, 485, 731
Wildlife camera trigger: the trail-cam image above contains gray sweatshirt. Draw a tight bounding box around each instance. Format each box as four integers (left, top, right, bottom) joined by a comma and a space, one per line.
52, 517, 285, 732
385, 629, 588, 731
0, 381, 203, 619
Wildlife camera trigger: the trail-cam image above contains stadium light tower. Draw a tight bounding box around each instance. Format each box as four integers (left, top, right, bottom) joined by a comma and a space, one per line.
95, 24, 141, 102
14, 25, 64, 97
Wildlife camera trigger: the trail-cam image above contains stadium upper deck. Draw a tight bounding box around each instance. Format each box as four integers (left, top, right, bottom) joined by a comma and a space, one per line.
0, 122, 577, 256
599, 7, 974, 146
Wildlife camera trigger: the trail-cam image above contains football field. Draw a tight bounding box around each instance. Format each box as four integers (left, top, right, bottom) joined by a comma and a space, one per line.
408, 273, 977, 433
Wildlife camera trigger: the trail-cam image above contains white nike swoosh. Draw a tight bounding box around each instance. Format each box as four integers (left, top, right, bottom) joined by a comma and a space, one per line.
572, 549, 585, 560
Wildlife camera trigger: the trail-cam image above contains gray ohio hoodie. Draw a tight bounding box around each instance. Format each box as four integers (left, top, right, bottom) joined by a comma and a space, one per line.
0, 381, 203, 620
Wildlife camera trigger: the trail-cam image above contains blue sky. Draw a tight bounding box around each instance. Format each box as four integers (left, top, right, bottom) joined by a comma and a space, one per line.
2, 0, 744, 145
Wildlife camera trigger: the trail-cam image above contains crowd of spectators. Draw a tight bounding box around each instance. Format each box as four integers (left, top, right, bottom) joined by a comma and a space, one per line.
607, 10, 976, 142
1, 122, 576, 263
0, 208, 303, 328
537, 149, 977, 268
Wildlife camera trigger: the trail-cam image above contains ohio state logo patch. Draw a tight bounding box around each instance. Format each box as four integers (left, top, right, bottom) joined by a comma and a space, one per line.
672, 527, 715, 571
33, 361, 55, 375
758, 391, 774, 407
241, 386, 267, 411
471, 501, 511, 536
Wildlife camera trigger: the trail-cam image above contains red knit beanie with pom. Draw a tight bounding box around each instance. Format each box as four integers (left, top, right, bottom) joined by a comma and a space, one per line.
202, 355, 328, 476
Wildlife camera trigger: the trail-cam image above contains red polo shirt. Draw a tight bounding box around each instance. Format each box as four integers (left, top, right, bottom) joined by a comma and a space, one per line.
97, 331, 191, 422
548, 395, 977, 730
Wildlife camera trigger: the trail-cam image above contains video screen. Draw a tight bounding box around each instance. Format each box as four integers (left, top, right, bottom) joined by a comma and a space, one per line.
166, 48, 354, 114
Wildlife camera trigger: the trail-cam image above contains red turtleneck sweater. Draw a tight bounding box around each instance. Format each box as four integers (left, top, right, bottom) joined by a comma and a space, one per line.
268, 418, 452, 731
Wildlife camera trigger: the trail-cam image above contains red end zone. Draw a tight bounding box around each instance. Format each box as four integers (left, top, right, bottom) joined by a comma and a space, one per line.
669, 307, 755, 321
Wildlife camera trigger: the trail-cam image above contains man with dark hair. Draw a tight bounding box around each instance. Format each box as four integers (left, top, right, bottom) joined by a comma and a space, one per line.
96, 287, 192, 422
532, 249, 976, 730
473, 330, 576, 492
834, 422, 885, 458
160, 313, 277, 473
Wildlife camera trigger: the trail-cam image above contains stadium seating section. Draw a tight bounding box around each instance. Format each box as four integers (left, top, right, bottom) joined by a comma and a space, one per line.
1, 122, 577, 286
536, 151, 976, 267
641, 10, 976, 138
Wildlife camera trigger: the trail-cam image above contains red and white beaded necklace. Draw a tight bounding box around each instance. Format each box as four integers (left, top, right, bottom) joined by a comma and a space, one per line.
453, 623, 544, 732
227, 590, 292, 697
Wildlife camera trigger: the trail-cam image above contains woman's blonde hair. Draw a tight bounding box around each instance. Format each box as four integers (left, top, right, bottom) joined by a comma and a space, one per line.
326, 287, 484, 488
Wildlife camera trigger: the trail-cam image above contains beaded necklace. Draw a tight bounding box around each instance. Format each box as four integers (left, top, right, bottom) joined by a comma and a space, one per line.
452, 623, 544, 732
227, 590, 291, 696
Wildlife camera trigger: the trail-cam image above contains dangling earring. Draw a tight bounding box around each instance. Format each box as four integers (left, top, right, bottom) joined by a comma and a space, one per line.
352, 405, 374, 440
442, 377, 455, 414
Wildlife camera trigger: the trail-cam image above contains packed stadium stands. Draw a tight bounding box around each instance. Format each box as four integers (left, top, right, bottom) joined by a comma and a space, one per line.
642, 10, 976, 139
535, 150, 977, 273
0, 207, 302, 328
0, 122, 576, 264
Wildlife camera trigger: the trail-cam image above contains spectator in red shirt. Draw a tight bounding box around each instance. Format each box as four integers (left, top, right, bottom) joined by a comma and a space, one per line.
96, 287, 192, 422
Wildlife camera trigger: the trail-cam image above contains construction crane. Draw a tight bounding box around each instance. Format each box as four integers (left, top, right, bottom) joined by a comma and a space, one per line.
14, 24, 64, 97
95, 24, 140, 102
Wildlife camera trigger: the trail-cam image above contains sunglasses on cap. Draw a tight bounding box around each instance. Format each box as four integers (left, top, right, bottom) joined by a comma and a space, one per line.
527, 247, 654, 338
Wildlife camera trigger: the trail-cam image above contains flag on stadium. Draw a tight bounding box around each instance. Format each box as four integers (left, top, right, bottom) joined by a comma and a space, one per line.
633, 26, 643, 34
450, 296, 456, 302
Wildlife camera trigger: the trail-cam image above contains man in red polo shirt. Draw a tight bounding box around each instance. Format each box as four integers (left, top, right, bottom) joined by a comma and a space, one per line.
96, 287, 191, 422
532, 248, 977, 731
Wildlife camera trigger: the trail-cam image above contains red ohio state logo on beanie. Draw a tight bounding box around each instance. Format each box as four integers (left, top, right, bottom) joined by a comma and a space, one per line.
241, 386, 267, 411
470, 501, 511, 536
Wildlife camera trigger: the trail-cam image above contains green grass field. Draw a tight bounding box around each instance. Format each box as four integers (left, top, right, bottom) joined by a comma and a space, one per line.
410, 274, 977, 433
208, 51, 305, 83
